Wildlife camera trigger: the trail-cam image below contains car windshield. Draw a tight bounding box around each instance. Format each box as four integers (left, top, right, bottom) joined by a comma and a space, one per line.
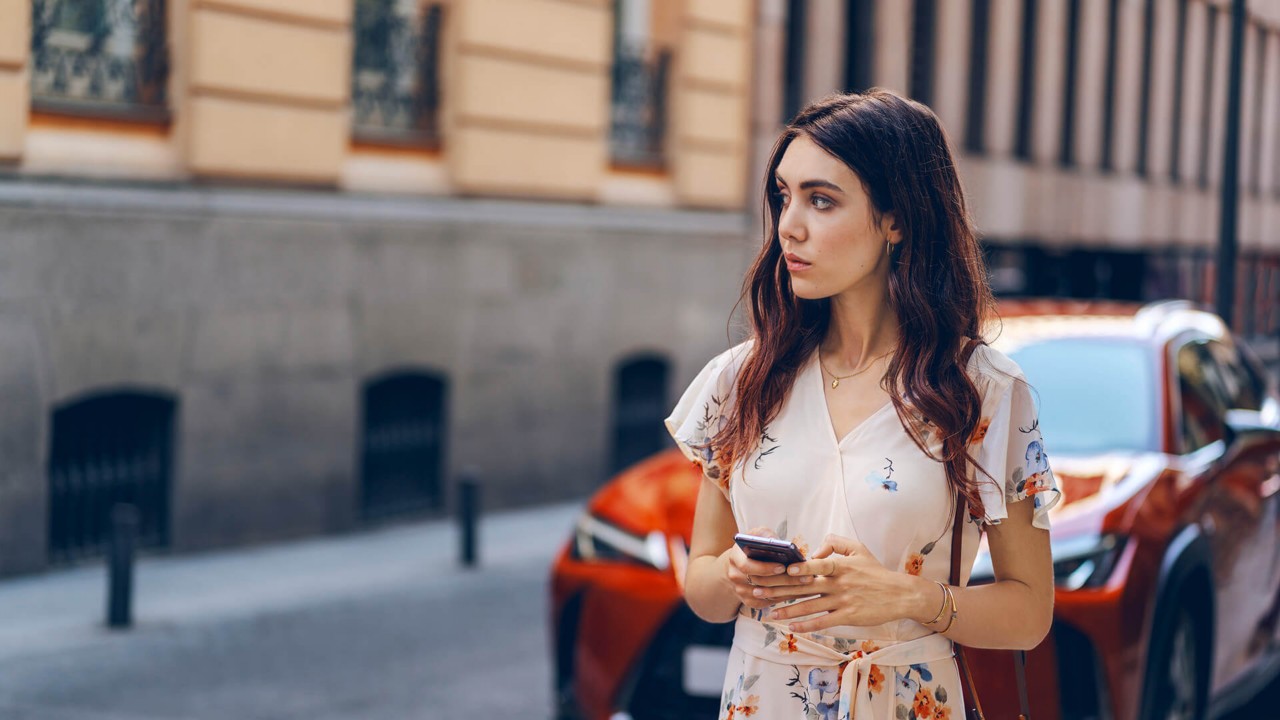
1005, 338, 1158, 455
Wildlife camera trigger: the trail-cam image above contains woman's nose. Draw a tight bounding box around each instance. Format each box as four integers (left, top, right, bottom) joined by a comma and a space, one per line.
778, 204, 804, 243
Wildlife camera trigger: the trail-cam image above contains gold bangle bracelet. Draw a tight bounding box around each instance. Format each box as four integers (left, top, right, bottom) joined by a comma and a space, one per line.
936, 585, 958, 634
923, 581, 948, 625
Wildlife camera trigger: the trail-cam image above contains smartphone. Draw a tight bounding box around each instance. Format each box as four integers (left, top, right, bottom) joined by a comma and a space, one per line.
734, 533, 806, 565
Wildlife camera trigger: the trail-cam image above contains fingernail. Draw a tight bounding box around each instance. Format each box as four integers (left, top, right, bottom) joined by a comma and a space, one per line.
801, 576, 812, 584
788, 566, 799, 575
752, 588, 763, 597
774, 566, 785, 574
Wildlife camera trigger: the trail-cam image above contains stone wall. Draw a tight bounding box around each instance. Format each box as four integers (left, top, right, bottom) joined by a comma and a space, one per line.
0, 180, 753, 576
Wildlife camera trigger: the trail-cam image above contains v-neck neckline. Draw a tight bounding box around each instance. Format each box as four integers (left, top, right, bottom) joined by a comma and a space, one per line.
811, 348, 895, 449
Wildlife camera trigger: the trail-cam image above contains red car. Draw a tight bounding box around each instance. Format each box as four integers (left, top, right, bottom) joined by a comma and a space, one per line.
551, 299, 1280, 720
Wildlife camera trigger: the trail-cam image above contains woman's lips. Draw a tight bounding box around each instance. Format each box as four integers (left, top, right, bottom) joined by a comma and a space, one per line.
784, 253, 812, 272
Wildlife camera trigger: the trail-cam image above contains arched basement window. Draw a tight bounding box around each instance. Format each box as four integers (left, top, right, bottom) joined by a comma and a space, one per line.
611, 354, 670, 475
361, 371, 447, 520
47, 390, 176, 563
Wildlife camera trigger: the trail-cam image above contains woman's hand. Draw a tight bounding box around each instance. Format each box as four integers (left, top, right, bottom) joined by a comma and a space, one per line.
723, 527, 815, 610
755, 533, 924, 632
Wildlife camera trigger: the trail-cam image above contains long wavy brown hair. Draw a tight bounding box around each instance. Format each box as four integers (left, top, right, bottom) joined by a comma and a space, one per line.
715, 89, 1003, 520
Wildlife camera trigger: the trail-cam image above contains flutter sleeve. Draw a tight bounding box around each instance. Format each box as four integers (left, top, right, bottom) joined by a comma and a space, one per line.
971, 371, 1062, 530
664, 343, 748, 501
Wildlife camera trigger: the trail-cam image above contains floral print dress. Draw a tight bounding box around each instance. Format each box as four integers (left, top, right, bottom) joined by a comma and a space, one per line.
665, 340, 1061, 720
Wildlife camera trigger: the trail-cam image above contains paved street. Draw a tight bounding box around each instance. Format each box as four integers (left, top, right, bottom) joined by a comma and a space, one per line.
2, 499, 1280, 720
0, 502, 582, 720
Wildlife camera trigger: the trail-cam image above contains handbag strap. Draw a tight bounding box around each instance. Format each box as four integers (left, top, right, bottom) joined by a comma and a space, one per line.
947, 337, 1032, 720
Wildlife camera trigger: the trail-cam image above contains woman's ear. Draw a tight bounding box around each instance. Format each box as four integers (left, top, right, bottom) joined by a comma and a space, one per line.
881, 212, 903, 244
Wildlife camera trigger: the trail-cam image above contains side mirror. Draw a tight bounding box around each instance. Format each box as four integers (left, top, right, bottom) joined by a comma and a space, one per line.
1224, 409, 1279, 446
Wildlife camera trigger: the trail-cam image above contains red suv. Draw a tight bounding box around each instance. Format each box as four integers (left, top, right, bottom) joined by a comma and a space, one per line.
551, 299, 1280, 720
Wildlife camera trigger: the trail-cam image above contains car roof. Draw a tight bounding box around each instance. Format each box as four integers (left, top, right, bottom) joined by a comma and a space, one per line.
988, 298, 1231, 351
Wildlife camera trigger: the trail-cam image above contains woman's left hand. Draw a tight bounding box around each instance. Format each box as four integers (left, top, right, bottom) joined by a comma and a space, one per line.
757, 533, 919, 633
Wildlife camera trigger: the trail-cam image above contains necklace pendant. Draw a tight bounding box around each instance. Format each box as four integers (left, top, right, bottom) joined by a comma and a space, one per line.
831, 378, 840, 389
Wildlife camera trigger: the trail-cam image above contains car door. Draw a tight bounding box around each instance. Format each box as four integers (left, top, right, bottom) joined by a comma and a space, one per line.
1208, 340, 1280, 668
1176, 336, 1280, 692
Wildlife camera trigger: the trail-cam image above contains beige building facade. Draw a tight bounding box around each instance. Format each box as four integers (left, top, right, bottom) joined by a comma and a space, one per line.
0, 0, 757, 576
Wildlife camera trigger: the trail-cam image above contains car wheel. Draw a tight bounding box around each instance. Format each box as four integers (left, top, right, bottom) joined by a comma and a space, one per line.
1145, 605, 1205, 720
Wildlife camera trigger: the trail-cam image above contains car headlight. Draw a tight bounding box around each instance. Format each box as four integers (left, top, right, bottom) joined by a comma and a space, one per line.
969, 533, 1126, 590
571, 513, 670, 570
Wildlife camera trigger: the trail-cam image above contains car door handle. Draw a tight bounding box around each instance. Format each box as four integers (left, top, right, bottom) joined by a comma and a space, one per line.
1262, 473, 1280, 499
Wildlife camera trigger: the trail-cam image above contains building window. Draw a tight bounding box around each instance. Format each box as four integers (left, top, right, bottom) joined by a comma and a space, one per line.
47, 391, 175, 564
844, 0, 875, 95
1013, 0, 1038, 161
1059, 0, 1082, 167
783, 0, 808, 122
965, 0, 991, 154
1135, 0, 1156, 175
1196, 3, 1218, 189
30, 0, 170, 121
610, 0, 670, 169
1100, 0, 1121, 171
909, 0, 937, 105
360, 372, 447, 520
1169, 0, 1190, 182
352, 0, 443, 146
611, 355, 670, 475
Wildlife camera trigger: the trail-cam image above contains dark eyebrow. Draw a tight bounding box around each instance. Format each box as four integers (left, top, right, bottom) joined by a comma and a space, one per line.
800, 179, 843, 193
773, 175, 844, 193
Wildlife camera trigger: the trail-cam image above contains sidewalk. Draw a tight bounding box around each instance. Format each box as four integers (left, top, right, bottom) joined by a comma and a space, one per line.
0, 500, 584, 664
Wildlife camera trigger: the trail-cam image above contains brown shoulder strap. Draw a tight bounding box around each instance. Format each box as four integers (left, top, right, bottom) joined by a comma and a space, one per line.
948, 337, 1031, 720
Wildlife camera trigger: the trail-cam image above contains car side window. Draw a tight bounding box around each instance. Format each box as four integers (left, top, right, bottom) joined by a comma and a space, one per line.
1211, 341, 1267, 411
1176, 340, 1229, 453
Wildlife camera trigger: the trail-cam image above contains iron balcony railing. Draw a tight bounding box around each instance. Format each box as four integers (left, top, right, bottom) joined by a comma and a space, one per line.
30, 0, 169, 121
610, 44, 670, 169
352, 0, 442, 146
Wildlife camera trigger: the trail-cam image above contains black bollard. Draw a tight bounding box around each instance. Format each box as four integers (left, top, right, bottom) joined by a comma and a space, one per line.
107, 504, 138, 629
458, 474, 480, 568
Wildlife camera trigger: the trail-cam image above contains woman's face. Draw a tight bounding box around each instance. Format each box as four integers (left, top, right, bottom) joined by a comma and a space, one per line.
773, 134, 899, 301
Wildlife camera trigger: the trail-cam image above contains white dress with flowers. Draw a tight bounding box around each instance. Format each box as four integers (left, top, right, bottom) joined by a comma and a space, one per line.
665, 340, 1061, 720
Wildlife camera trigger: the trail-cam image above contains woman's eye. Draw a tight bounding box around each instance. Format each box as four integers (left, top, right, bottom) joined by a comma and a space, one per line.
812, 195, 833, 210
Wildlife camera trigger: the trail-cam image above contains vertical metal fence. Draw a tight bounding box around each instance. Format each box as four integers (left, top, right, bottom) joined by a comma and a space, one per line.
47, 392, 174, 564
30, 0, 169, 119
610, 44, 670, 169
352, 0, 443, 145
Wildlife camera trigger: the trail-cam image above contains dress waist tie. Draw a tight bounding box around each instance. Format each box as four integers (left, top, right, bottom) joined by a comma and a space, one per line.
733, 615, 955, 720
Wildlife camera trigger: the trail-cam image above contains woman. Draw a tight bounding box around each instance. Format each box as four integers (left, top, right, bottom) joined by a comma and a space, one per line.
665, 90, 1060, 720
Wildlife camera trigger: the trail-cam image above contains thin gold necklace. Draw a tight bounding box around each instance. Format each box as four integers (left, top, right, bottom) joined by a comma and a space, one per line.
818, 349, 893, 389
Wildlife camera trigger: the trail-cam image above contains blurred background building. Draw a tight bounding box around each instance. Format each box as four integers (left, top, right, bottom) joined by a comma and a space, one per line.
754, 0, 1280, 337
0, 0, 755, 576
0, 0, 1275, 579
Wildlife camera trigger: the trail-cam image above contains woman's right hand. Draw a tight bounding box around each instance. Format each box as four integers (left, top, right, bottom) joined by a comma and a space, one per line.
722, 527, 814, 609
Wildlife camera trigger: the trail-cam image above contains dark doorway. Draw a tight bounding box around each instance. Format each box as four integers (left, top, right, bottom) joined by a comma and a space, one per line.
47, 391, 176, 564
360, 372, 447, 520
611, 355, 671, 475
